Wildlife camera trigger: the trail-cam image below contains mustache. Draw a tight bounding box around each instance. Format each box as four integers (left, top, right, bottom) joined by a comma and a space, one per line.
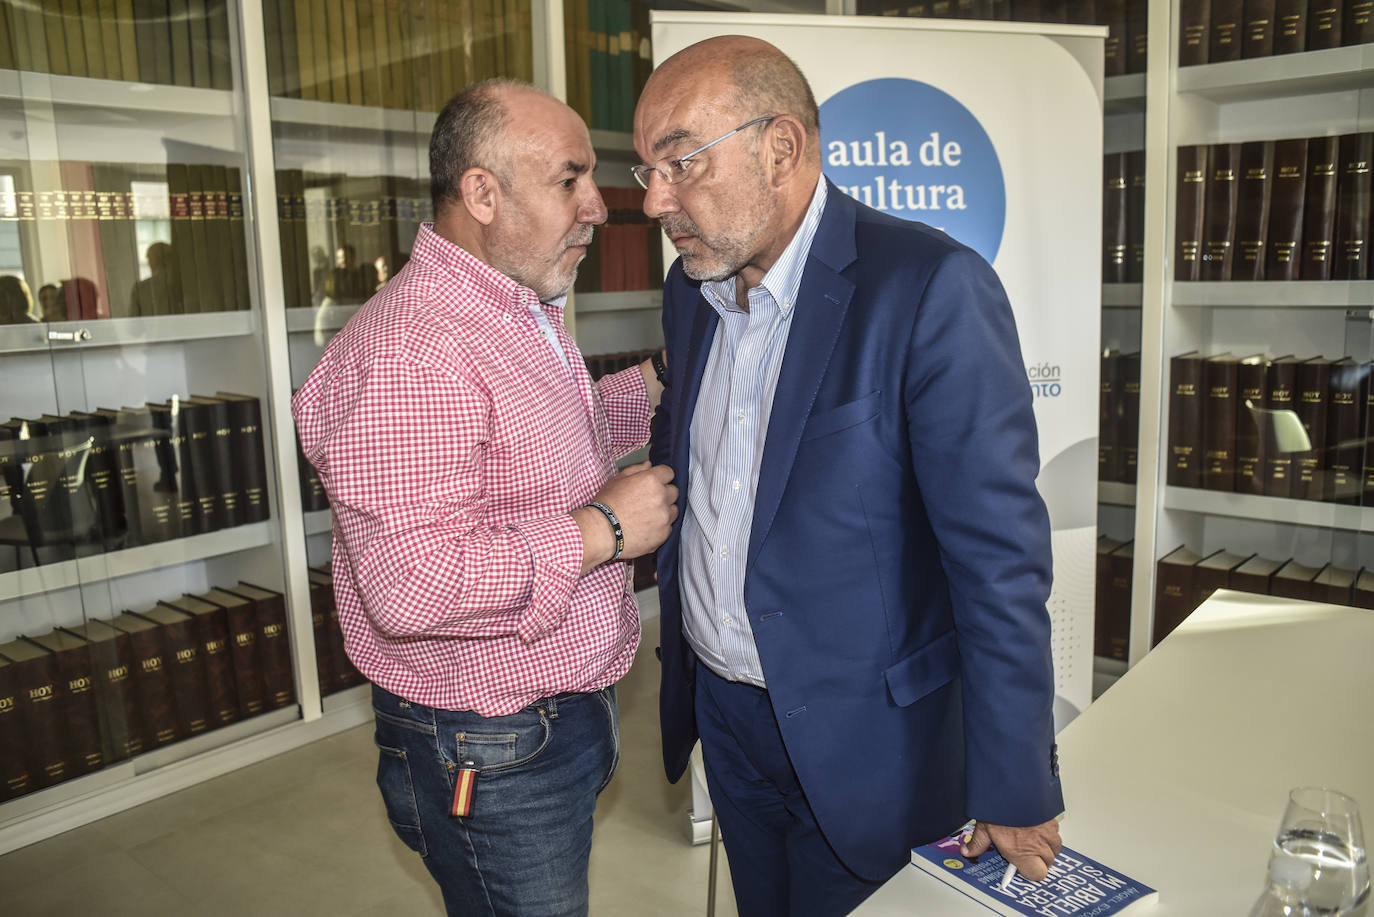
567, 227, 595, 248
658, 217, 699, 238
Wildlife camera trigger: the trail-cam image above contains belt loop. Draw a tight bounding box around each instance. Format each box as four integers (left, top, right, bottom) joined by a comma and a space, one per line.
544, 694, 559, 719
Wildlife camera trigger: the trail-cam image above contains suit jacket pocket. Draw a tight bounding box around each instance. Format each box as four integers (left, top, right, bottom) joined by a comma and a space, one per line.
800, 390, 881, 442
884, 630, 961, 707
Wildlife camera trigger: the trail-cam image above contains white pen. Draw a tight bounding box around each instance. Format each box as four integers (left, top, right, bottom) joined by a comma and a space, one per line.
999, 862, 1017, 891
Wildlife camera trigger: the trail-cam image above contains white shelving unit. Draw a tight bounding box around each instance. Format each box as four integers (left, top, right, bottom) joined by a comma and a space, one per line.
1126, 1, 1374, 668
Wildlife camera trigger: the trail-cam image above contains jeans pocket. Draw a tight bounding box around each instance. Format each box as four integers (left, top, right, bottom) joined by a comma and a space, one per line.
375, 742, 428, 857
454, 708, 552, 774
595, 687, 620, 794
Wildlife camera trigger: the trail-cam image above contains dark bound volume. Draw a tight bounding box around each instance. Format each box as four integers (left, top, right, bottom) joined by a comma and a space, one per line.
309, 568, 366, 691
1126, 0, 1148, 73
1231, 554, 1285, 594
1201, 144, 1243, 281
1325, 358, 1367, 504
1210, 0, 1246, 60
160, 595, 238, 728
1271, 559, 1322, 600
22, 631, 103, 775
1266, 138, 1309, 279
1094, 536, 1126, 659
1180, 0, 1212, 64
1194, 550, 1253, 607
1312, 564, 1356, 606
223, 583, 296, 712
0, 655, 29, 800
1346, 0, 1374, 44
1355, 569, 1374, 609
1265, 355, 1305, 497
207, 586, 264, 717
1100, 540, 1134, 661
63, 411, 129, 552
1233, 140, 1275, 281
184, 396, 242, 529
1102, 153, 1129, 284
131, 605, 209, 737
1364, 362, 1374, 506
1120, 352, 1142, 483
1243, 0, 1278, 54
173, 396, 225, 533
109, 405, 175, 546
146, 400, 201, 536
1301, 136, 1340, 281
1175, 146, 1208, 281
298, 442, 329, 512
307, 574, 337, 693
1274, 0, 1309, 51
1333, 132, 1372, 280
112, 612, 181, 746
0, 638, 68, 788
1294, 357, 1331, 501
1154, 546, 1203, 647
1236, 355, 1270, 494
1168, 351, 1205, 487
61, 619, 143, 763
1099, 349, 1122, 483
1307, 0, 1342, 47
214, 392, 271, 524
1203, 354, 1239, 490
1126, 150, 1147, 282
1100, 0, 1127, 75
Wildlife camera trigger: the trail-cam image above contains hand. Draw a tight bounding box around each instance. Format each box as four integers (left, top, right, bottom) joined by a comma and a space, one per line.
575, 462, 678, 572
961, 819, 1062, 882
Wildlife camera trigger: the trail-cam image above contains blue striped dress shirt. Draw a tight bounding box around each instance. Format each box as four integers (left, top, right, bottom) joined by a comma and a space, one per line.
680, 177, 828, 687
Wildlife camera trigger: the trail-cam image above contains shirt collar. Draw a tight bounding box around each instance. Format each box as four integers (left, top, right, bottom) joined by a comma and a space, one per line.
410, 222, 546, 319
700, 176, 828, 316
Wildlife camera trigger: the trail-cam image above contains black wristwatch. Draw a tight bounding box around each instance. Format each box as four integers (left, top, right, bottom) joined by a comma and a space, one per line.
650, 351, 667, 386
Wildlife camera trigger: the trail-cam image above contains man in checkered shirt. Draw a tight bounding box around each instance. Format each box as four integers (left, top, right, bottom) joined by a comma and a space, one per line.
292, 80, 678, 916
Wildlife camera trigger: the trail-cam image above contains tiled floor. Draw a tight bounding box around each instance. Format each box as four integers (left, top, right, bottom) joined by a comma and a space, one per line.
0, 613, 739, 916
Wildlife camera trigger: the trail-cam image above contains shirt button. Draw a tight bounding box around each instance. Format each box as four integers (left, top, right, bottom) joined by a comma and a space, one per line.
719, 547, 729, 558
735, 410, 746, 422
722, 615, 732, 625
731, 479, 741, 490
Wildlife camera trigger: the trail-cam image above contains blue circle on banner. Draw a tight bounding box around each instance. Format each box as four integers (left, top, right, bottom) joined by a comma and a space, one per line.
819, 78, 1005, 263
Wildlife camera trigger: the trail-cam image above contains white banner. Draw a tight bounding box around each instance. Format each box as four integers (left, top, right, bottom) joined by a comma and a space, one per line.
650, 12, 1104, 716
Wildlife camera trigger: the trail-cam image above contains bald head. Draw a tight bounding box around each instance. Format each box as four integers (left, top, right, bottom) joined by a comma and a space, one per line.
430, 79, 578, 216
644, 36, 820, 158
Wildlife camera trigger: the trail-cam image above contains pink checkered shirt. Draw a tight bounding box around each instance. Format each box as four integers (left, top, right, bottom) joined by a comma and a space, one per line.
292, 223, 650, 715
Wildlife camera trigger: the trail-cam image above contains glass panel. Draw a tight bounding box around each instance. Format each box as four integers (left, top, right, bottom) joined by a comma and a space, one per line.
0, 0, 299, 807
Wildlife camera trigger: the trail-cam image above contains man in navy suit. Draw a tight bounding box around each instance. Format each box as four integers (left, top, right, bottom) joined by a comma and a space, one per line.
634, 36, 1065, 916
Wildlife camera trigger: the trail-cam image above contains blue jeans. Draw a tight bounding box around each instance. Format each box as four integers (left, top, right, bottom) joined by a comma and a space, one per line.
371, 684, 620, 916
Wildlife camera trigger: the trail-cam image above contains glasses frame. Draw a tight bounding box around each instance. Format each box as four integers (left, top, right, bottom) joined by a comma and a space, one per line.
630, 116, 777, 190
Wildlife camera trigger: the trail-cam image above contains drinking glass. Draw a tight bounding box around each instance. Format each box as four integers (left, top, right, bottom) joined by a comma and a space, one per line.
1265, 787, 1370, 915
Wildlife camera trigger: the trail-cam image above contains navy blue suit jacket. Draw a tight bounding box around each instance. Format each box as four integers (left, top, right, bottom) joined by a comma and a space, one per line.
649, 181, 1064, 881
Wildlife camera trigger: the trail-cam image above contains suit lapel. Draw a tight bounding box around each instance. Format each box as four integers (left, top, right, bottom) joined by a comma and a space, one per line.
673, 294, 718, 480
747, 184, 859, 575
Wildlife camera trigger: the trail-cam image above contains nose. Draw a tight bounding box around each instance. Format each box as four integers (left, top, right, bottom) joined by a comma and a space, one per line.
581, 182, 608, 224
641, 171, 679, 221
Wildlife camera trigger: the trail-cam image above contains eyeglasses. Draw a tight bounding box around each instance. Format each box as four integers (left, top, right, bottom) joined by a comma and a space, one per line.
630, 116, 776, 190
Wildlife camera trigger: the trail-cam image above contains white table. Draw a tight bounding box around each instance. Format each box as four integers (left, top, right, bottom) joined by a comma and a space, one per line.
856, 590, 1374, 915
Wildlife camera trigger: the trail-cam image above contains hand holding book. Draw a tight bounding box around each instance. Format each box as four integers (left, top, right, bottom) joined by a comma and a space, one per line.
960, 818, 1064, 882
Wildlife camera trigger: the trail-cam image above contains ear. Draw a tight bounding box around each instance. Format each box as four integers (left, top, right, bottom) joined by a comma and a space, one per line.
764, 116, 807, 188
459, 167, 499, 226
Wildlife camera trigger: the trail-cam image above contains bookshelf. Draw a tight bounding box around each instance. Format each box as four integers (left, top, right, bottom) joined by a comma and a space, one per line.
1129, 0, 1374, 665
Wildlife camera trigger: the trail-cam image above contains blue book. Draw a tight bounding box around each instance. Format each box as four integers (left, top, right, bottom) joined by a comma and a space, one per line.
910, 829, 1159, 916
